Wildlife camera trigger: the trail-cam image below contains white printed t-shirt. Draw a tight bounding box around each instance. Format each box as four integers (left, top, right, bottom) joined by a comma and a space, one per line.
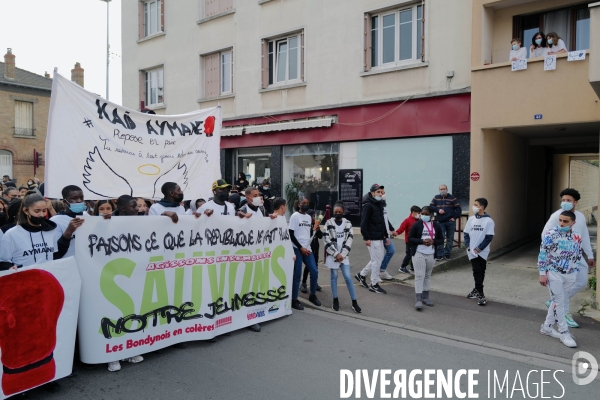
197, 200, 236, 216
289, 212, 313, 249
149, 203, 186, 216
0, 225, 60, 267
416, 222, 436, 255
464, 215, 495, 260
335, 221, 350, 265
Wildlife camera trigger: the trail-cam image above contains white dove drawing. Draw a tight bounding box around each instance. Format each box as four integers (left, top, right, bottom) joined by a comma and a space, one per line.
82, 146, 188, 199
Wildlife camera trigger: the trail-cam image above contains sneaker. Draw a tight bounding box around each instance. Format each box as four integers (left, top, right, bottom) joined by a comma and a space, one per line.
477, 295, 487, 306
560, 332, 577, 348
354, 273, 368, 288
332, 298, 340, 311
467, 289, 479, 299
379, 271, 394, 280
544, 299, 552, 308
435, 257, 443, 262
540, 324, 561, 339
291, 299, 304, 310
126, 355, 144, 364
444, 255, 451, 260
300, 283, 308, 293
399, 267, 409, 274
42, 381, 61, 393
308, 293, 322, 306
351, 300, 362, 313
369, 284, 387, 294
410, 266, 414, 272
565, 313, 580, 328
248, 323, 261, 332
316, 284, 322, 292
108, 361, 121, 372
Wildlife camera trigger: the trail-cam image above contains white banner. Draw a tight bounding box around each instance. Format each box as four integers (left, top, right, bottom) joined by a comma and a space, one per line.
74, 215, 294, 364
45, 71, 221, 201
0, 258, 81, 398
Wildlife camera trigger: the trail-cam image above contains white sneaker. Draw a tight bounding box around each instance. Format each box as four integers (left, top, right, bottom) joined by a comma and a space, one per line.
379, 271, 393, 280
540, 324, 560, 339
560, 332, 577, 348
126, 355, 144, 364
107, 361, 121, 372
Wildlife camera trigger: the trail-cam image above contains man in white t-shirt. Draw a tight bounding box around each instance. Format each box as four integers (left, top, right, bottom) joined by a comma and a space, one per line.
238, 187, 278, 219
464, 198, 495, 306
541, 188, 594, 328
149, 182, 186, 222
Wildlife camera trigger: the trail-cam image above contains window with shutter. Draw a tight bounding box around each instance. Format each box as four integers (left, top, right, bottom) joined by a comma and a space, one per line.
143, 0, 162, 37
144, 67, 164, 106
14, 101, 33, 136
263, 30, 304, 88
204, 0, 233, 18
204, 53, 220, 98
202, 50, 234, 98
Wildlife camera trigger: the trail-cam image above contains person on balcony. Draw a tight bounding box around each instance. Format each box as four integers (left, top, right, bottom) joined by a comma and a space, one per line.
546, 32, 567, 55
509, 38, 527, 61
530, 32, 548, 58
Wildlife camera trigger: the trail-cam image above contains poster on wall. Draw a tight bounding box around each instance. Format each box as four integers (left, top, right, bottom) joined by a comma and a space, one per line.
339, 169, 363, 225
0, 258, 81, 399
74, 215, 294, 364
45, 71, 221, 201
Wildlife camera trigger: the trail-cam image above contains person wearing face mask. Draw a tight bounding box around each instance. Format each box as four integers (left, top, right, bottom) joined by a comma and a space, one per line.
546, 32, 567, 55
148, 182, 186, 223
464, 198, 495, 306
238, 187, 277, 220
0, 193, 82, 270
374, 189, 397, 281
258, 180, 274, 214
540, 188, 594, 329
198, 180, 246, 218
530, 31, 547, 58
538, 211, 581, 348
430, 184, 461, 261
50, 185, 87, 258
407, 206, 444, 310
394, 206, 422, 274
355, 184, 389, 294
289, 197, 321, 309
324, 202, 361, 313
509, 38, 527, 61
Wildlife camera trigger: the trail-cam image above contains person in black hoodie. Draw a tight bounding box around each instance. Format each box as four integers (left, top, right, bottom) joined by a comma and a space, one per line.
234, 172, 249, 192
407, 206, 444, 310
1, 198, 21, 233
355, 184, 389, 294
259, 180, 274, 214
300, 210, 323, 293
148, 182, 186, 222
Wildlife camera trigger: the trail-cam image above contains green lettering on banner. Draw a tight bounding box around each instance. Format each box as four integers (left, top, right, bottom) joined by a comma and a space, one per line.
207, 250, 227, 303
140, 270, 169, 326
173, 253, 186, 308
99, 258, 136, 337
252, 247, 269, 294
271, 245, 287, 290
239, 249, 255, 295
191, 252, 204, 314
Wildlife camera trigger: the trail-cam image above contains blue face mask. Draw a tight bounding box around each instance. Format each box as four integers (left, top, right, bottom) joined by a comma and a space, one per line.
374, 196, 382, 201
421, 215, 431, 222
561, 202, 574, 211
535, 39, 542, 45
512, 44, 519, 51
69, 202, 87, 214
547, 38, 553, 45
559, 226, 571, 232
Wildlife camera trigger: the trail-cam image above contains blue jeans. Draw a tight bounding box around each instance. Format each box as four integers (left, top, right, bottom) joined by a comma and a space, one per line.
437, 220, 456, 257
293, 247, 318, 299
331, 264, 357, 300
379, 239, 396, 271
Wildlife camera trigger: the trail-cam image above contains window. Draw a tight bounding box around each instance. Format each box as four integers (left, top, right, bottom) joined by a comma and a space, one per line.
144, 68, 164, 106
202, 50, 233, 99
14, 101, 33, 136
512, 2, 592, 57
204, 0, 233, 19
139, 0, 163, 39
367, 4, 423, 69
261, 31, 304, 88
0, 150, 13, 180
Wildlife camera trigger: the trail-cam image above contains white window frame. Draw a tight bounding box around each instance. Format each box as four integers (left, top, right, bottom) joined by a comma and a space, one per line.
269, 34, 301, 86
145, 67, 164, 106
144, 0, 162, 37
220, 51, 233, 95
371, 4, 422, 68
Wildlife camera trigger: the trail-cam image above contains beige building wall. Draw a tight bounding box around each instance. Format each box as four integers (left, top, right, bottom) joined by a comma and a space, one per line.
122, 0, 472, 118
570, 160, 599, 222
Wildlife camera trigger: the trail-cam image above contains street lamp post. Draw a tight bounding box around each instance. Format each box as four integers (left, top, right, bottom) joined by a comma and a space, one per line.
100, 0, 112, 100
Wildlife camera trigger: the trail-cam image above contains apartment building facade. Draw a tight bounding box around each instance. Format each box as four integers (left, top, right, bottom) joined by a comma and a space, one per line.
121, 0, 472, 225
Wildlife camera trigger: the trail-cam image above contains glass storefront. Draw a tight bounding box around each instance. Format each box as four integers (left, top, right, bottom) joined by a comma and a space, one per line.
236, 147, 272, 186
282, 143, 339, 212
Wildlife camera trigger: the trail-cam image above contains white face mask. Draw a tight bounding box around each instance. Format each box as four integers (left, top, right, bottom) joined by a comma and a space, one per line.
381, 194, 387, 201
472, 206, 481, 214
415, 213, 421, 219
252, 197, 263, 207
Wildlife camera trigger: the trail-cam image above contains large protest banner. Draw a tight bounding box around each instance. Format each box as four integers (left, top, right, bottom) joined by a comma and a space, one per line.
45, 71, 221, 201
74, 215, 294, 364
0, 258, 81, 398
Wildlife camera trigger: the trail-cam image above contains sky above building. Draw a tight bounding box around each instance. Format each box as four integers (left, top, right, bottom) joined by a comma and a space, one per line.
1, 0, 122, 104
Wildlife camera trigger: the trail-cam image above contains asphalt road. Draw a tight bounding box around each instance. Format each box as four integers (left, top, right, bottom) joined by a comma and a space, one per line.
26, 308, 599, 400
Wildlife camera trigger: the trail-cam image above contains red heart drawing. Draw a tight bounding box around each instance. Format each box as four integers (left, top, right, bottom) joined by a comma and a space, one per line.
204, 116, 215, 136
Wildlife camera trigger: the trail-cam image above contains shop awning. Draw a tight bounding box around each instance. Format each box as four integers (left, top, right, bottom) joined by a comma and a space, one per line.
245, 117, 334, 134
221, 126, 244, 137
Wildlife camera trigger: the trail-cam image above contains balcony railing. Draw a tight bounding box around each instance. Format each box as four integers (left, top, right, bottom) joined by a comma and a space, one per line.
14, 127, 34, 137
